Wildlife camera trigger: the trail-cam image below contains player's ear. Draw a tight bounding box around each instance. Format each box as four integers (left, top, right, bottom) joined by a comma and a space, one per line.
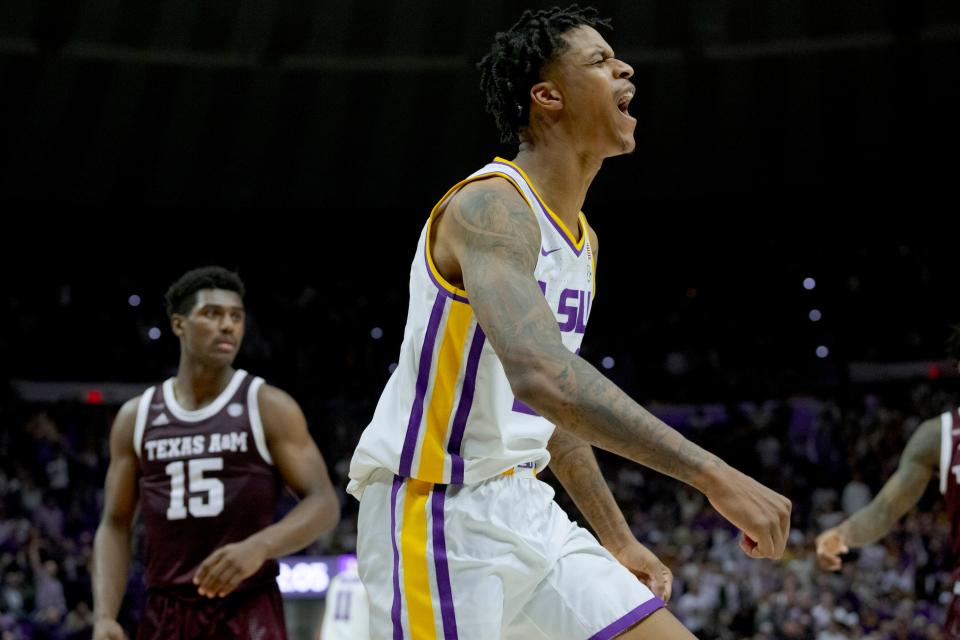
530, 81, 563, 113
170, 314, 185, 337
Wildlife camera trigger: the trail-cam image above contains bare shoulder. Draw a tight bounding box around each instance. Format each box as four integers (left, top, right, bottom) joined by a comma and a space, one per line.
433, 176, 541, 288
113, 396, 141, 436
444, 177, 540, 252
903, 416, 943, 466
257, 383, 303, 419
116, 396, 140, 426
110, 396, 141, 464
256, 384, 307, 437
448, 175, 531, 215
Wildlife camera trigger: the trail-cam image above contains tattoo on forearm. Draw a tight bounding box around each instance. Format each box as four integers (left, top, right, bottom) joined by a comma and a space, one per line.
452, 184, 718, 487
556, 357, 717, 483
548, 430, 629, 546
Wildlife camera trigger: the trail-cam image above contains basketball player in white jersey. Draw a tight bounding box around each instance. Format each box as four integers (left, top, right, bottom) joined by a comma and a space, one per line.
816, 326, 960, 637
348, 6, 791, 639
319, 559, 370, 640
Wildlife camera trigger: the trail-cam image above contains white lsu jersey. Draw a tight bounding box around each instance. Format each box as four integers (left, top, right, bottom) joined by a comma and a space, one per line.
348, 157, 596, 498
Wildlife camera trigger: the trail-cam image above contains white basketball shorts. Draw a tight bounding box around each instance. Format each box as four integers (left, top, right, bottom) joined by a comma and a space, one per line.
355, 464, 665, 639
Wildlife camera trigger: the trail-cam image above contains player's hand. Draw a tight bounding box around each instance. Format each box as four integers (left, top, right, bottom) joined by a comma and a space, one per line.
702, 461, 791, 560
608, 539, 673, 603
193, 538, 268, 598
815, 527, 849, 571
93, 617, 127, 640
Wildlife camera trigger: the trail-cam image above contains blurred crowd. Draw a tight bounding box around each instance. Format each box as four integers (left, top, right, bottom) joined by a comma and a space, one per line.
0, 377, 957, 639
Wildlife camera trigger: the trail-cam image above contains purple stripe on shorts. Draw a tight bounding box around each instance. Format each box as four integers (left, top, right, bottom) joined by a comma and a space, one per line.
399, 292, 446, 477
390, 475, 403, 640
447, 325, 486, 484
587, 597, 666, 640
431, 486, 459, 640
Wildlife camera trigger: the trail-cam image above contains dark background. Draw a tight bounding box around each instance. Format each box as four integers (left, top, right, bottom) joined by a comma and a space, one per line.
2, 0, 958, 207
2, 0, 959, 399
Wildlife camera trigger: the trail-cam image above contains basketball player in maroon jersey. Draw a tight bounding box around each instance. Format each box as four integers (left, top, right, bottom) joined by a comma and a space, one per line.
817, 325, 960, 636
92, 266, 341, 640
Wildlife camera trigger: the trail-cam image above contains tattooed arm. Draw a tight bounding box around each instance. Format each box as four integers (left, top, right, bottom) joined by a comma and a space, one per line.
816, 417, 941, 570
431, 178, 791, 559
548, 427, 633, 548
544, 222, 656, 562
548, 428, 673, 601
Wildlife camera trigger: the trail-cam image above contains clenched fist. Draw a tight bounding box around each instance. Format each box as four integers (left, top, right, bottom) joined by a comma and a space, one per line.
703, 461, 792, 560
815, 527, 849, 571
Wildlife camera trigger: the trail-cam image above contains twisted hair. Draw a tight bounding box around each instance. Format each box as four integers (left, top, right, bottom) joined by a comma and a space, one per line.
478, 5, 611, 143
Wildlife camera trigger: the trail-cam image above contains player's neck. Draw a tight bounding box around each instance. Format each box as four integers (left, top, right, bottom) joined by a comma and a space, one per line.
173, 361, 236, 410
512, 139, 602, 236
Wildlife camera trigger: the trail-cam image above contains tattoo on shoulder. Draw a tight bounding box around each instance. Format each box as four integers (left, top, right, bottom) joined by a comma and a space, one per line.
451, 186, 539, 264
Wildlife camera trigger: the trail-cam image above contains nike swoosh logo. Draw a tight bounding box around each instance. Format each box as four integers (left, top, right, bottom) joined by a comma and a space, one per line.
540, 247, 562, 257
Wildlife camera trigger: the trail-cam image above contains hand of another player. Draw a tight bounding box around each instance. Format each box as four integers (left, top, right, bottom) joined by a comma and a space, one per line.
703, 462, 792, 560
93, 618, 127, 640
608, 538, 673, 603
815, 527, 849, 571
193, 538, 268, 598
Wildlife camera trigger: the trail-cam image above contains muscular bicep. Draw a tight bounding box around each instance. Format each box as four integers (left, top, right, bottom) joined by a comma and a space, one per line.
444, 180, 566, 377
259, 385, 336, 499
100, 398, 141, 528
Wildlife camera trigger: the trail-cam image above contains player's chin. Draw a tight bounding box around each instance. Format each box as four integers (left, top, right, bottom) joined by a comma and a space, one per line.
610, 125, 637, 156
205, 351, 238, 368
603, 136, 636, 159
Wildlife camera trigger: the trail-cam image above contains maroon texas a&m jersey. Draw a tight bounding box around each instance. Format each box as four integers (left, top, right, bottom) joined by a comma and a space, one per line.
133, 369, 281, 590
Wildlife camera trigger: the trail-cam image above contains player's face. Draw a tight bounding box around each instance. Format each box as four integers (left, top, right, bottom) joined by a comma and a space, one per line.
547, 26, 636, 156
175, 289, 245, 366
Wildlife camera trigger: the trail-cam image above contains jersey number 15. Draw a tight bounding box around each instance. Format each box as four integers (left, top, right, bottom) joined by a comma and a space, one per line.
165, 458, 225, 520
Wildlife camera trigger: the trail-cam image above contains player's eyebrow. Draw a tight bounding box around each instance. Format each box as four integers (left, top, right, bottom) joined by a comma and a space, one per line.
585, 46, 612, 59
200, 304, 245, 312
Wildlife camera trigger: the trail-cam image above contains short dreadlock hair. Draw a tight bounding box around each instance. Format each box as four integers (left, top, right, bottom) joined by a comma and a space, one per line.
947, 323, 960, 362
164, 266, 245, 317
478, 5, 612, 144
